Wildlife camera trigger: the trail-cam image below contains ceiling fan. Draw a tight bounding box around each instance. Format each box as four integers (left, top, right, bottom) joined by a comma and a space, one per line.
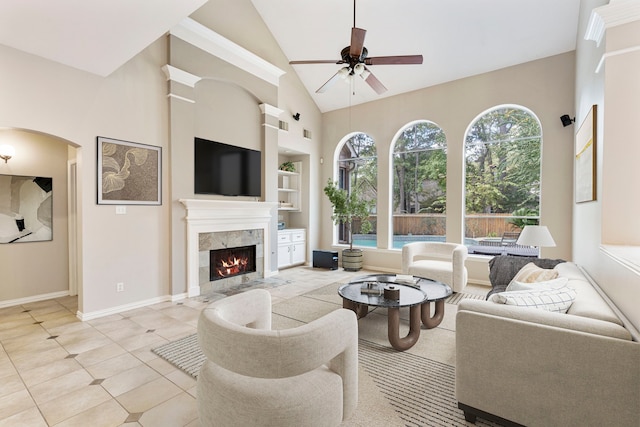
289, 0, 423, 95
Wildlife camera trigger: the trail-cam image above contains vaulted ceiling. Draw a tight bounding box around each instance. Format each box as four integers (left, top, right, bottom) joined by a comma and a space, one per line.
0, 0, 581, 112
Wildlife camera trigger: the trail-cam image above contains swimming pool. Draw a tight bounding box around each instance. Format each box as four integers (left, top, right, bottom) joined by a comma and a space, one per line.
352, 235, 479, 249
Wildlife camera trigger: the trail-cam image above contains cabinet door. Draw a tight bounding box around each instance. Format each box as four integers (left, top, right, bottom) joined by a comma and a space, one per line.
277, 244, 291, 268
291, 242, 306, 265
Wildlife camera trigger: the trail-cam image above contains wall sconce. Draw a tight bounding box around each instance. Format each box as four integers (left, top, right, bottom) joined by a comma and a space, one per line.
0, 144, 15, 163
560, 114, 575, 127
293, 112, 301, 121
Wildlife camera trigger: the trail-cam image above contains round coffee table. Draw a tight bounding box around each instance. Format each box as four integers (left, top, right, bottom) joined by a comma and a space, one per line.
338, 274, 452, 351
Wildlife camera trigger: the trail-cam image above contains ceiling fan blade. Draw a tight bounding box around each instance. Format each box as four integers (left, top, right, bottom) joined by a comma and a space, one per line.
290, 59, 344, 65
365, 55, 423, 65
362, 68, 387, 94
349, 27, 366, 58
316, 71, 342, 93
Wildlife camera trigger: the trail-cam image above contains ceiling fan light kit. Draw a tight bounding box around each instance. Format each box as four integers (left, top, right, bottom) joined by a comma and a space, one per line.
289, 0, 422, 95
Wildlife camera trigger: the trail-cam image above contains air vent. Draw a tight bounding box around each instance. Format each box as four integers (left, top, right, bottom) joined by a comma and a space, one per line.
303, 129, 312, 139
279, 120, 289, 131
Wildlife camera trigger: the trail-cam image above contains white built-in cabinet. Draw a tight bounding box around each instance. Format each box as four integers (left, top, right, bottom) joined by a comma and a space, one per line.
277, 228, 306, 269
277, 161, 301, 212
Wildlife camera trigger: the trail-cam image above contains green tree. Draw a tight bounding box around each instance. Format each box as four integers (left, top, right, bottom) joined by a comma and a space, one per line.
393, 122, 447, 214
465, 107, 541, 215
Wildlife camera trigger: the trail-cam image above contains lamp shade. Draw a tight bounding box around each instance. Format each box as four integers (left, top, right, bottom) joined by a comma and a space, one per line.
517, 225, 556, 247
0, 144, 15, 158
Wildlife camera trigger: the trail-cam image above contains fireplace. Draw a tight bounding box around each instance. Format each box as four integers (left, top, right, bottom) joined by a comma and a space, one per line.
180, 199, 277, 297
210, 245, 256, 281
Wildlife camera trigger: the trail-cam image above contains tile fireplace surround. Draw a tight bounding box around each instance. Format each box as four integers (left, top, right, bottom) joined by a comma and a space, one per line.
180, 199, 277, 297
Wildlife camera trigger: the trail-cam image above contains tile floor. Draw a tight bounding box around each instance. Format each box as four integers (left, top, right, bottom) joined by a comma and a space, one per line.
0, 266, 488, 427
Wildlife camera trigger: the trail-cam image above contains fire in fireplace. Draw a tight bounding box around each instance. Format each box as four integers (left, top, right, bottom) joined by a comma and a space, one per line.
210, 245, 256, 281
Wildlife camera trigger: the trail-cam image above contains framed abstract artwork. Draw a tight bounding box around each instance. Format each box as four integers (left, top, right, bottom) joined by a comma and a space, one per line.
0, 174, 53, 243
97, 136, 162, 205
575, 105, 597, 203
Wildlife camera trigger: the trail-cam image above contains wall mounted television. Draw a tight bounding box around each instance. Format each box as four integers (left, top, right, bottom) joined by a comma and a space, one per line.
194, 137, 261, 197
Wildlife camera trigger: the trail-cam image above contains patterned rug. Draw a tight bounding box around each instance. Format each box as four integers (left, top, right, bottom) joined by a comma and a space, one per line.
152, 334, 499, 427
445, 291, 485, 305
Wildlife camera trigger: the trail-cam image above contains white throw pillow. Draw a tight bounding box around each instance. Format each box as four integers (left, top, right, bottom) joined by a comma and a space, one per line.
488, 286, 577, 313
506, 276, 569, 292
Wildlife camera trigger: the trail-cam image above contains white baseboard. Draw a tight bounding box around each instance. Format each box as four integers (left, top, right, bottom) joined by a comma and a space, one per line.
171, 293, 188, 302
0, 291, 69, 309
77, 295, 175, 321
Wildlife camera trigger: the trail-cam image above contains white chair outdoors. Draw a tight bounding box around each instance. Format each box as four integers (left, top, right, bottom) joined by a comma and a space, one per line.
402, 242, 468, 293
197, 288, 359, 427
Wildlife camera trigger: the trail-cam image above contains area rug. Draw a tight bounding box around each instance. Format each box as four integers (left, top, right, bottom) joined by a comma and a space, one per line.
152, 334, 499, 427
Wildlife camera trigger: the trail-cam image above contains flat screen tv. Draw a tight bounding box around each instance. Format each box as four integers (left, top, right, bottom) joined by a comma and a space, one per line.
194, 138, 261, 197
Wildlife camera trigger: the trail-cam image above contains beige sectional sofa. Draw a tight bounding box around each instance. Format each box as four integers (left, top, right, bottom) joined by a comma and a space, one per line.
456, 261, 640, 426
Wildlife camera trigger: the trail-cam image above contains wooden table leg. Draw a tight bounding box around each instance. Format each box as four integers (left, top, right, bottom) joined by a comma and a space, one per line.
387, 305, 421, 351
342, 299, 369, 318
421, 300, 445, 329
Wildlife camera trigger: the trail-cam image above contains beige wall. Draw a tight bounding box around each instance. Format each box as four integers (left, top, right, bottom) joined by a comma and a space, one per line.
0, 39, 171, 316
321, 52, 576, 284
574, 0, 640, 337
0, 130, 70, 302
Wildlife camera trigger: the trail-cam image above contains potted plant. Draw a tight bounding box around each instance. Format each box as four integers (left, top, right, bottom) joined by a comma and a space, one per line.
324, 179, 373, 271
279, 161, 296, 172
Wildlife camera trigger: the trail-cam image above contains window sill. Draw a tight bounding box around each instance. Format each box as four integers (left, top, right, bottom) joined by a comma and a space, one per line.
600, 245, 640, 274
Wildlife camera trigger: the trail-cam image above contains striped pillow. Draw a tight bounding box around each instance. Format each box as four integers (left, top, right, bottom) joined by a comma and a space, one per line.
510, 262, 559, 284
489, 286, 577, 313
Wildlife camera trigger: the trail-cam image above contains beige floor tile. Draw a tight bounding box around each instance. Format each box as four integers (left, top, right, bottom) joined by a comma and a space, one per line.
0, 323, 48, 343
38, 385, 112, 426
0, 406, 47, 427
0, 357, 17, 379
0, 389, 36, 420
74, 342, 127, 368
2, 331, 61, 356
101, 364, 161, 397
53, 399, 128, 427
146, 357, 179, 376
116, 377, 182, 413
7, 344, 69, 373
0, 373, 25, 399
20, 357, 83, 388
138, 392, 197, 427
56, 329, 114, 354
85, 353, 142, 379
44, 316, 90, 335
29, 369, 94, 405
116, 332, 167, 353
164, 368, 197, 391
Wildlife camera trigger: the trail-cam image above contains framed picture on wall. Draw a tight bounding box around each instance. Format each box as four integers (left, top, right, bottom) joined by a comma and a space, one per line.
575, 105, 597, 203
97, 136, 162, 205
0, 174, 53, 243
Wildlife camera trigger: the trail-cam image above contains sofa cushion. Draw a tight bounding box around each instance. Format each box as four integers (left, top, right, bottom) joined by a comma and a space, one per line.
555, 263, 625, 326
506, 276, 569, 292
487, 255, 566, 298
488, 286, 577, 313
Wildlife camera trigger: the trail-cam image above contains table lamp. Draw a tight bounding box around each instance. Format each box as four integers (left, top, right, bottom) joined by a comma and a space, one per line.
516, 225, 556, 257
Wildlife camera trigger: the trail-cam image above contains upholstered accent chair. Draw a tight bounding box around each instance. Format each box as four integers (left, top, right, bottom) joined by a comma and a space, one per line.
197, 288, 359, 427
402, 242, 468, 293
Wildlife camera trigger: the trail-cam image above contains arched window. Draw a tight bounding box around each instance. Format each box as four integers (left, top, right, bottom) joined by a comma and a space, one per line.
334, 133, 377, 247
464, 106, 542, 256
391, 121, 447, 248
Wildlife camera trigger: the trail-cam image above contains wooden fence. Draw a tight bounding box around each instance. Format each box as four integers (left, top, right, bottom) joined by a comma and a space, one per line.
354, 213, 525, 238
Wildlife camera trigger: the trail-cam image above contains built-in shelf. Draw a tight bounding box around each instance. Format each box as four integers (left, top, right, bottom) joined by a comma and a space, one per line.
277, 162, 301, 212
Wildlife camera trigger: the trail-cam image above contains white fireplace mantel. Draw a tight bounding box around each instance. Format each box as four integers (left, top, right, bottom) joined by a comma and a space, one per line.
179, 199, 277, 296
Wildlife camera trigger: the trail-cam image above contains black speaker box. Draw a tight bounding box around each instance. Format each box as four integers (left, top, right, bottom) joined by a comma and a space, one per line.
313, 250, 339, 270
